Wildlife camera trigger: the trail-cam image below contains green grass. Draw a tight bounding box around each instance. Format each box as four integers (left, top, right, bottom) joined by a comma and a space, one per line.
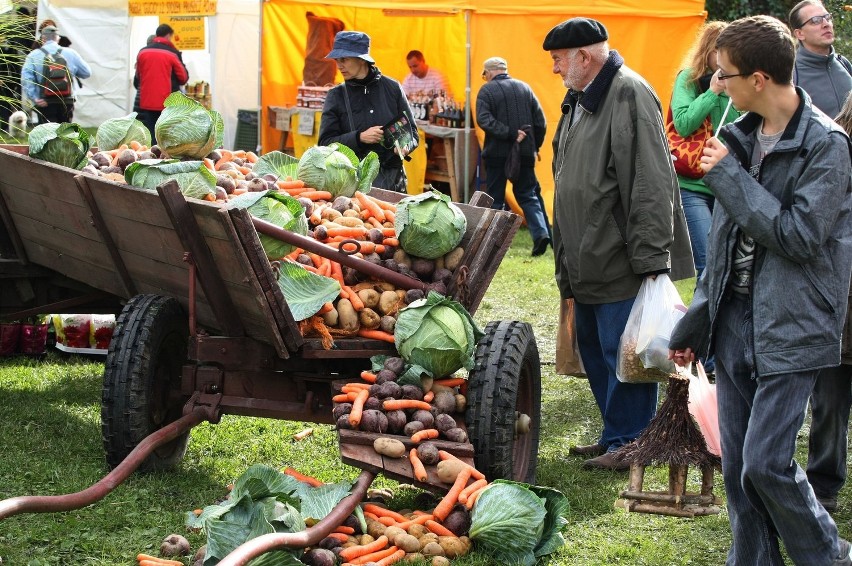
0, 228, 845, 565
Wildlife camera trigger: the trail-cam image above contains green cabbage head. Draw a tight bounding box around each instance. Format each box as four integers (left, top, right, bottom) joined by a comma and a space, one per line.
296, 143, 379, 197
155, 92, 224, 159
28, 122, 91, 170
394, 291, 483, 378
229, 190, 309, 260
394, 191, 466, 259
95, 112, 151, 150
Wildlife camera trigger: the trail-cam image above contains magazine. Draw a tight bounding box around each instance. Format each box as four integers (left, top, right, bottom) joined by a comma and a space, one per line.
382, 113, 418, 158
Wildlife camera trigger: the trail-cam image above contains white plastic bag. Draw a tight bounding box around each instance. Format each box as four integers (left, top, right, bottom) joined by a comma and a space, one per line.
616, 275, 687, 383
688, 362, 721, 456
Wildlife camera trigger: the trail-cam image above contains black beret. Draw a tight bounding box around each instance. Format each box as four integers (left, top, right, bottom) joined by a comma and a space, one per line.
542, 17, 609, 50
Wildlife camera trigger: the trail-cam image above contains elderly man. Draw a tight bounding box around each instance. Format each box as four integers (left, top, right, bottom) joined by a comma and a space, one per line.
402, 50, 451, 98
544, 18, 693, 470
21, 24, 91, 123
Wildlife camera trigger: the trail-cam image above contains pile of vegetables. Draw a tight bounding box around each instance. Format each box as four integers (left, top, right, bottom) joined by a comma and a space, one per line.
28, 122, 91, 169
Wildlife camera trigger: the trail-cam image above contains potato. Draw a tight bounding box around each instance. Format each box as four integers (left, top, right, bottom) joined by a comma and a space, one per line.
455, 393, 467, 413
408, 524, 428, 539
322, 207, 343, 221
411, 409, 434, 429
437, 459, 468, 483
336, 215, 364, 227
374, 437, 406, 458
367, 519, 386, 538
393, 248, 412, 268
404, 420, 425, 437
337, 299, 359, 331
359, 534, 375, 545
403, 553, 425, 563
444, 247, 465, 271
432, 391, 457, 414
380, 315, 396, 334
442, 427, 468, 443
432, 557, 451, 566
421, 541, 445, 557
358, 288, 381, 309
394, 532, 421, 553
434, 413, 457, 434
360, 409, 388, 433
322, 306, 339, 327
418, 533, 439, 546
378, 290, 401, 315
359, 307, 381, 329
386, 410, 408, 434
383, 526, 406, 543
417, 441, 440, 465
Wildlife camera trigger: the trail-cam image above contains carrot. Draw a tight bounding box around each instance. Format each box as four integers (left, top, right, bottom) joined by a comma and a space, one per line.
238, 165, 252, 176
355, 191, 386, 222
363, 511, 380, 521
283, 467, 323, 487
374, 549, 406, 566
349, 388, 370, 427
341, 384, 370, 394
299, 190, 335, 201
409, 448, 428, 482
458, 478, 488, 504
382, 237, 399, 247
309, 203, 327, 226
363, 503, 407, 523
367, 216, 383, 229
339, 534, 390, 561
349, 545, 399, 565
327, 532, 350, 543
360, 370, 378, 384
219, 149, 234, 162
383, 399, 431, 411
465, 484, 488, 509
203, 157, 216, 171
203, 193, 217, 202
344, 286, 365, 311
246, 150, 259, 163
285, 248, 303, 261
438, 450, 486, 480
357, 328, 396, 343
423, 391, 435, 403
395, 513, 433, 530
425, 519, 456, 537
232, 187, 248, 195
433, 467, 472, 521
137, 558, 183, 566
136, 554, 172, 564
339, 240, 383, 255
332, 392, 356, 403
276, 179, 306, 190
381, 227, 397, 238
326, 226, 368, 239
434, 378, 467, 388
318, 302, 334, 315
232, 149, 247, 158
377, 516, 397, 526
334, 525, 356, 535
129, 140, 144, 151
410, 428, 440, 443
330, 260, 345, 289
293, 428, 313, 441
372, 197, 398, 212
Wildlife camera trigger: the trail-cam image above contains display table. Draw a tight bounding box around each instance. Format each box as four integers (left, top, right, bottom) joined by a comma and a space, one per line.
419, 122, 480, 203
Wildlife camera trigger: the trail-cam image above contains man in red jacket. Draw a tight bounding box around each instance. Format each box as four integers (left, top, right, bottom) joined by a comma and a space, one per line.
134, 24, 188, 144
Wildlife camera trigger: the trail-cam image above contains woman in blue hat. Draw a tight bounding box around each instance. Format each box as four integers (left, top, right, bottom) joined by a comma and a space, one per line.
319, 31, 418, 192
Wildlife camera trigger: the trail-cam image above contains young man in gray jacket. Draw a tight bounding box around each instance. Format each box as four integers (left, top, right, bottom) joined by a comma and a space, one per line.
670, 15, 852, 565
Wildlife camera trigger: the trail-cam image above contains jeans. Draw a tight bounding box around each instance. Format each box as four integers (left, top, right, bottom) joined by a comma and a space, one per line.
715, 293, 841, 565
484, 157, 550, 242
574, 297, 658, 451
138, 109, 162, 145
807, 364, 852, 500
680, 188, 714, 280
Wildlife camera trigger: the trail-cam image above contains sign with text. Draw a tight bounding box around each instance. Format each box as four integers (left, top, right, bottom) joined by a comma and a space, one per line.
160, 16, 206, 51
129, 0, 216, 16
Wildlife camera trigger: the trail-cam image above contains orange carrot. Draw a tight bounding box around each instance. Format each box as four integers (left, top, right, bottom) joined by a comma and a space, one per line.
357, 328, 396, 343
330, 260, 345, 289
344, 286, 365, 311
372, 197, 398, 212
458, 478, 488, 504
245, 150, 259, 163
465, 484, 488, 509
410, 428, 439, 443
350, 546, 400, 565
438, 450, 486, 480
203, 193, 217, 202
341, 385, 370, 394
434, 378, 467, 388
334, 525, 356, 535
326, 226, 368, 239
333, 393, 355, 403
129, 140, 144, 151
339, 240, 384, 256
360, 370, 378, 384
355, 191, 386, 222
433, 467, 472, 520
238, 165, 252, 175
374, 549, 406, 566
377, 516, 397, 526
383, 399, 431, 411
363, 511, 380, 522
232, 187, 248, 195
283, 467, 323, 487
327, 532, 350, 543
423, 391, 435, 403
409, 448, 428, 482
299, 190, 334, 201
219, 149, 234, 162
285, 248, 303, 261
349, 388, 370, 427
395, 513, 433, 530
232, 149, 247, 158
383, 210, 396, 224
425, 519, 456, 537
339, 534, 389, 561
277, 179, 306, 190
367, 216, 383, 229
363, 503, 407, 523
137, 554, 183, 565
382, 237, 399, 247
381, 227, 397, 238
318, 302, 334, 315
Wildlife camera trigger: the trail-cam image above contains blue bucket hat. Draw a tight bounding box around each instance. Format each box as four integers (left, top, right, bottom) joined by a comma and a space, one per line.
326, 31, 375, 63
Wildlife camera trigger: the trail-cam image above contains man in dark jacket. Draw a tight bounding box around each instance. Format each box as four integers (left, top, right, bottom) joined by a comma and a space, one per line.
788, 0, 852, 514
670, 15, 852, 564
134, 24, 188, 144
476, 56, 551, 256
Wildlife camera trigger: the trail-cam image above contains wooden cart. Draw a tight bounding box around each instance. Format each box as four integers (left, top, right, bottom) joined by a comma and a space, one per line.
0, 144, 541, 503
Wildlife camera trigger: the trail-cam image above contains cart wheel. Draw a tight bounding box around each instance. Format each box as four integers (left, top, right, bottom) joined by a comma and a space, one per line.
102, 294, 189, 471
466, 320, 541, 483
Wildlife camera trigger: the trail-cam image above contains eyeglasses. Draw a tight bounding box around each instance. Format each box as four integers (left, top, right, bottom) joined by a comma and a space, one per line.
799, 12, 832, 27
717, 71, 752, 81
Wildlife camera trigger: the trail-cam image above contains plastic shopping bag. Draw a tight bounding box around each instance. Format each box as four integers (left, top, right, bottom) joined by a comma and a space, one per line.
688, 361, 721, 457
616, 274, 687, 383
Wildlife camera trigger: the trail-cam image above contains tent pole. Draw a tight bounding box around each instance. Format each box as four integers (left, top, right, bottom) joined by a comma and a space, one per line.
257, 2, 264, 153
463, 9, 471, 203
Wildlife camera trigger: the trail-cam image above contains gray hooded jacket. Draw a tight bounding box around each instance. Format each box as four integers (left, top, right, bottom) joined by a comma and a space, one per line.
669, 89, 852, 375
794, 44, 852, 118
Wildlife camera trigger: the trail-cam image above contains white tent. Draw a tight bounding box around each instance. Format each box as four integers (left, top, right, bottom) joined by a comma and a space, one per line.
35, 0, 260, 148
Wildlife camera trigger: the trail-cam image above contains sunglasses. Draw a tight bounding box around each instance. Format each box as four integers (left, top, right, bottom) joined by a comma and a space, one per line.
799, 12, 832, 27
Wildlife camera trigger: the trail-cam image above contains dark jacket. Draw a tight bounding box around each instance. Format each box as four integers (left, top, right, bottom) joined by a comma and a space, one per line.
794, 44, 852, 119
476, 74, 546, 164
670, 89, 852, 375
551, 51, 694, 304
319, 66, 417, 175
134, 37, 188, 112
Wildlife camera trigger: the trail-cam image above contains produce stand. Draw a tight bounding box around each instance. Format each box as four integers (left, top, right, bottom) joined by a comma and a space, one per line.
0, 143, 541, 523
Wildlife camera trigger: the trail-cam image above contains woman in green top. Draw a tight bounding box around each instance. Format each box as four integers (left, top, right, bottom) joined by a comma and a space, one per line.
670, 21, 742, 279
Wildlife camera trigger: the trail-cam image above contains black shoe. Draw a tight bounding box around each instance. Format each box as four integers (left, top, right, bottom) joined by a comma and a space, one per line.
818, 494, 839, 512
569, 443, 606, 457
532, 237, 550, 256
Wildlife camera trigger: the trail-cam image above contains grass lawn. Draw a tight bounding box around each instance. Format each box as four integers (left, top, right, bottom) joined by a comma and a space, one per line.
0, 228, 847, 565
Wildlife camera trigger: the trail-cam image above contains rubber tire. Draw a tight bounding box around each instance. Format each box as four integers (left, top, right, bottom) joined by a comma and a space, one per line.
466, 320, 542, 483
101, 294, 190, 471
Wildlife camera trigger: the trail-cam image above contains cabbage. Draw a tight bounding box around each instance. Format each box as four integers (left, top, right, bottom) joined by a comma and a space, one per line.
253, 151, 299, 181
229, 190, 309, 260
394, 291, 483, 378
155, 91, 224, 159
296, 143, 379, 197
124, 158, 216, 200
394, 191, 466, 259
95, 112, 151, 150
28, 122, 91, 170
275, 261, 340, 322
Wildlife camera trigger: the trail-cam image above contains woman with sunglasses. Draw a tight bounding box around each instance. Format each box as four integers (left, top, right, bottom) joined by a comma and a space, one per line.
319, 31, 419, 192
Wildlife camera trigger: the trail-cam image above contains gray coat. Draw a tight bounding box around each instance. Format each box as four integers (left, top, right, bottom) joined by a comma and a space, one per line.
669, 89, 852, 375
552, 52, 694, 304
794, 45, 852, 119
